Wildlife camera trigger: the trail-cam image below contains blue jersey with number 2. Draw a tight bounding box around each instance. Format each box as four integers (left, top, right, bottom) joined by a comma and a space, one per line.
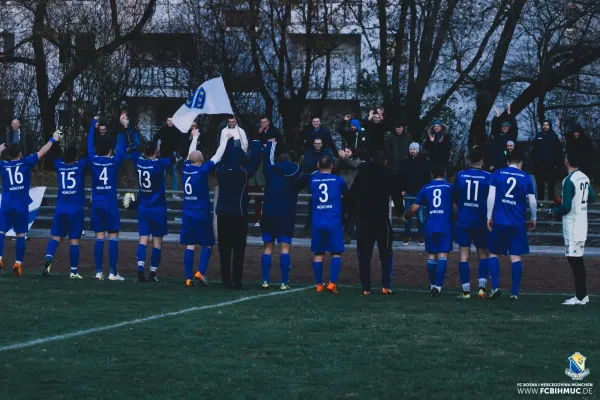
416, 181, 453, 236
489, 167, 534, 226
310, 173, 348, 228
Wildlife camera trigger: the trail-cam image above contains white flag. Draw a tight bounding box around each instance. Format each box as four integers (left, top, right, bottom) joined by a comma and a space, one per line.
172, 77, 234, 132
0, 186, 46, 236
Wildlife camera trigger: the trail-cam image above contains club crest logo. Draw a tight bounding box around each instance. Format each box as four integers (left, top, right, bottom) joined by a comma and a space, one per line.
185, 87, 206, 110
565, 352, 590, 381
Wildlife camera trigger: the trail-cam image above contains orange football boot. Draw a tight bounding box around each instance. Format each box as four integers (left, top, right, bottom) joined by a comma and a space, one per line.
326, 282, 338, 294
382, 288, 393, 295
13, 262, 22, 276
194, 271, 208, 286
316, 283, 325, 292
185, 279, 194, 287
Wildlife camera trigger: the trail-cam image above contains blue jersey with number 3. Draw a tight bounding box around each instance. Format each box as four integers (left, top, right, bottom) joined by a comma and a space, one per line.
454, 168, 491, 228
310, 173, 348, 228
133, 154, 170, 208
489, 167, 534, 226
416, 180, 453, 235
55, 158, 88, 208
0, 154, 38, 211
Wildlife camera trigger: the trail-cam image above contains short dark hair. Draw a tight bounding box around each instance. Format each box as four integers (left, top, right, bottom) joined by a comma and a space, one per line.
507, 150, 524, 164
228, 116, 236, 121
144, 141, 157, 157
313, 137, 323, 144
278, 153, 291, 163
431, 164, 446, 178
371, 149, 386, 164
260, 116, 270, 121
63, 146, 79, 163
468, 150, 484, 164
7, 143, 20, 159
393, 121, 404, 128
566, 152, 582, 168
98, 120, 107, 128
318, 155, 332, 170
95, 141, 111, 156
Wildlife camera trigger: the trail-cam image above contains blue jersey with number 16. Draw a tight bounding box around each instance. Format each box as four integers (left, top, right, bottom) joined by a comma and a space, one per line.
416, 181, 453, 236
489, 167, 534, 226
310, 173, 348, 228
0, 154, 38, 211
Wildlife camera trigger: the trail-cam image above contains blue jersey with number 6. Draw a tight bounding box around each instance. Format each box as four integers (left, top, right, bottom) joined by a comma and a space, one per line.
133, 153, 170, 208
310, 173, 348, 228
416, 181, 453, 235
181, 160, 215, 216
454, 168, 491, 228
0, 154, 38, 211
489, 167, 534, 226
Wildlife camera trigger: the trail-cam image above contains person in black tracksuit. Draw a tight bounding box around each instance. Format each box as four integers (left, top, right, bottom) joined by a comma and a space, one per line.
215, 140, 262, 289
347, 150, 404, 294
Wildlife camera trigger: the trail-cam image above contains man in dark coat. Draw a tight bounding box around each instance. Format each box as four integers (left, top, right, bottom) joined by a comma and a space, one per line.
424, 119, 451, 169
384, 121, 412, 174
531, 119, 564, 201
488, 106, 518, 172
399, 142, 430, 245
300, 117, 337, 154
154, 117, 182, 198
566, 124, 594, 176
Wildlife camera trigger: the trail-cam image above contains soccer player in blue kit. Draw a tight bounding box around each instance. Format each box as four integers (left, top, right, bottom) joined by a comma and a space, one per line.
180, 129, 230, 287
88, 115, 127, 281
486, 150, 537, 300
453, 150, 491, 298
405, 165, 454, 297
260, 139, 303, 290
0, 131, 60, 275
308, 155, 348, 294
42, 145, 87, 279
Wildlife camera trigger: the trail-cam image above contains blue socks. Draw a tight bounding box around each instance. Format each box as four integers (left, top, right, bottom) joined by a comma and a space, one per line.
184, 248, 194, 279
15, 237, 25, 264
330, 257, 341, 283
261, 254, 272, 282
46, 239, 59, 259
511, 261, 523, 296
313, 261, 323, 284
280, 253, 291, 284
489, 257, 500, 290
94, 239, 104, 273
137, 244, 147, 272
109, 238, 118, 275
459, 261, 470, 292
70, 245, 79, 274
478, 258, 489, 288
426, 259, 437, 287
435, 257, 448, 288
199, 247, 212, 275
150, 247, 161, 272
0, 233, 5, 259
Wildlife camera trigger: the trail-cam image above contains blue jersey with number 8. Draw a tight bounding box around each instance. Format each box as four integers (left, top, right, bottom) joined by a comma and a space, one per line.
416, 181, 453, 235
489, 167, 534, 226
310, 173, 348, 228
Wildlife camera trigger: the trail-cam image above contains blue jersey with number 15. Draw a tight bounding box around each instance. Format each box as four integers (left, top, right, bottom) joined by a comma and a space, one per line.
489, 166, 534, 226
55, 158, 88, 208
310, 173, 348, 228
416, 180, 453, 236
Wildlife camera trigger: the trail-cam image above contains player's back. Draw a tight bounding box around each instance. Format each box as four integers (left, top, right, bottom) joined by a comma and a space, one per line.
417, 180, 453, 235
135, 156, 169, 209
0, 154, 38, 211
182, 160, 213, 215
563, 170, 591, 241
264, 161, 302, 218
90, 155, 120, 204
455, 168, 490, 228
55, 158, 87, 209
490, 166, 534, 226
310, 172, 347, 228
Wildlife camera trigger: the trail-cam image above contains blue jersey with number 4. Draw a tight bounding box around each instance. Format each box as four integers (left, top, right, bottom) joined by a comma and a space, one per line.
416, 180, 453, 235
489, 167, 534, 226
181, 160, 215, 216
55, 158, 88, 208
310, 173, 348, 228
133, 153, 170, 208
454, 168, 491, 228
0, 154, 38, 211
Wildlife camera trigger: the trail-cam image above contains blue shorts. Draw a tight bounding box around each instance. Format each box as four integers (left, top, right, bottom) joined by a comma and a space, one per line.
311, 225, 344, 254
0, 208, 29, 234
51, 207, 84, 239
138, 206, 168, 237
90, 203, 120, 233
489, 224, 529, 256
455, 225, 489, 249
261, 215, 293, 245
179, 213, 214, 246
425, 233, 453, 254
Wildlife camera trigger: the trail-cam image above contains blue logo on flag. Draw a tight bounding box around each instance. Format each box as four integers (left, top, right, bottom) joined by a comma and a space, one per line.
185, 88, 206, 110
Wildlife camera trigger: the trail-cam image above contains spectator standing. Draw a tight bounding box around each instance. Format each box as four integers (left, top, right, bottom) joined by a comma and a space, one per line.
384, 121, 411, 174
180, 121, 208, 159
2, 119, 29, 155
424, 119, 451, 170
399, 142, 430, 245
116, 113, 141, 191
335, 147, 364, 243
566, 124, 594, 176
300, 117, 337, 154
488, 105, 518, 172
154, 117, 181, 199
301, 137, 334, 230
531, 119, 564, 201
86, 117, 117, 157
220, 116, 248, 152
341, 116, 370, 153
366, 109, 387, 151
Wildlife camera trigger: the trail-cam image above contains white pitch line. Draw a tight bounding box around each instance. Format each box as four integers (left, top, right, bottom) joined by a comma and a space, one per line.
0, 286, 310, 353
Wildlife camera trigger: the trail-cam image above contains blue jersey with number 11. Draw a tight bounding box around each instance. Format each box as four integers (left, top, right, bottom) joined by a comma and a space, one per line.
310, 173, 348, 228
489, 166, 534, 226
454, 168, 491, 228
416, 181, 453, 236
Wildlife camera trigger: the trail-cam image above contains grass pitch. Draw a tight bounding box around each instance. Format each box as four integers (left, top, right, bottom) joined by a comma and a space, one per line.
1, 272, 597, 400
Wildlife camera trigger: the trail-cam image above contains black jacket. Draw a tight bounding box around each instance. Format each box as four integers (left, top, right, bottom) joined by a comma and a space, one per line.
487, 115, 518, 170
423, 125, 451, 166
566, 129, 594, 174
365, 120, 387, 151
531, 127, 563, 173
179, 129, 209, 159
154, 125, 181, 160
347, 161, 404, 220
399, 153, 431, 195
300, 125, 337, 154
